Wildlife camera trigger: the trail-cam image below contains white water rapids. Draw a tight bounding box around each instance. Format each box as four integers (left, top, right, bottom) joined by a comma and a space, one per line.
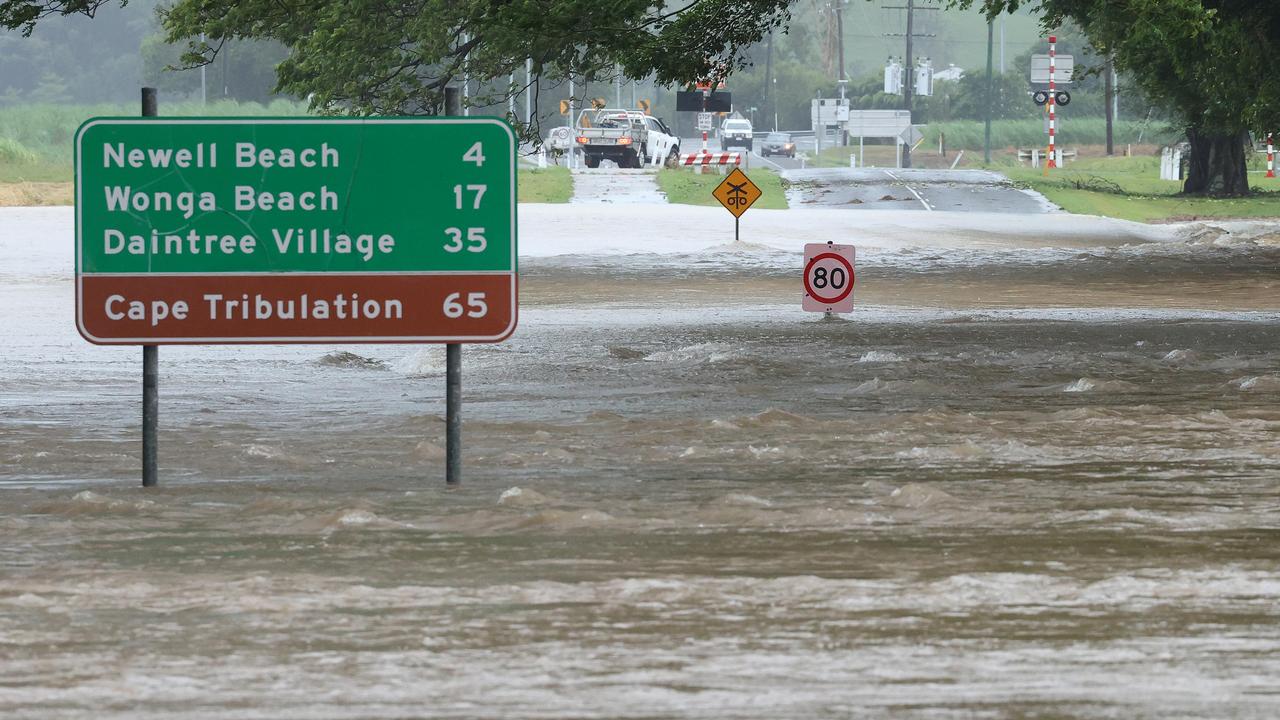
2, 205, 1280, 718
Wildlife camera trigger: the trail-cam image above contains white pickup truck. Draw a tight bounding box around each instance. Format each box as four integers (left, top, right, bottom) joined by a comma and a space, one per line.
574, 109, 680, 168
720, 118, 754, 151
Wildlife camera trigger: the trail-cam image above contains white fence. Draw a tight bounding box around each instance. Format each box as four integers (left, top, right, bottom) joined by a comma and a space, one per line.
1160, 146, 1183, 181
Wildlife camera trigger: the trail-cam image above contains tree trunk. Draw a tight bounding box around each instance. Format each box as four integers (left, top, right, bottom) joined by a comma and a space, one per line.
1183, 127, 1251, 196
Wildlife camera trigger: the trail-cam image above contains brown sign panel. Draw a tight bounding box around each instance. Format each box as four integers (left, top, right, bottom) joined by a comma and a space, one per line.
78, 273, 516, 344
712, 168, 762, 218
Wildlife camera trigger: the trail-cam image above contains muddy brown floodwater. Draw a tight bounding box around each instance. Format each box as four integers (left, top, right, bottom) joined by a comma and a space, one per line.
2, 206, 1279, 718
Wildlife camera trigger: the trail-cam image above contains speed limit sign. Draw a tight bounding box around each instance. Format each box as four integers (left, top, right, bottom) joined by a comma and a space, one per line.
802, 242, 855, 313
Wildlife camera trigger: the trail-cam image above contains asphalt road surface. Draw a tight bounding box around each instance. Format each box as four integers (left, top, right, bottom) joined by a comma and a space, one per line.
781, 167, 1057, 213
676, 138, 1053, 213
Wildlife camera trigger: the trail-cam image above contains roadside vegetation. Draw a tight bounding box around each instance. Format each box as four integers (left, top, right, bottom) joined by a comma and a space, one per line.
999, 155, 1280, 223
518, 167, 571, 203
920, 120, 1181, 153
807, 119, 1180, 170
656, 167, 788, 209
0, 100, 309, 184
802, 135, 1279, 223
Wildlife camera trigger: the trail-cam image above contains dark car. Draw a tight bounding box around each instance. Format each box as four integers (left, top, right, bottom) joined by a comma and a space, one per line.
760, 132, 796, 158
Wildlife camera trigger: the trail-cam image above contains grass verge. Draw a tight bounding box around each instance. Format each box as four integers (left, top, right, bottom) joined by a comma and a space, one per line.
999, 155, 1280, 222
656, 167, 789, 209
518, 167, 572, 203
0, 99, 310, 199
0, 182, 72, 206
0, 161, 71, 184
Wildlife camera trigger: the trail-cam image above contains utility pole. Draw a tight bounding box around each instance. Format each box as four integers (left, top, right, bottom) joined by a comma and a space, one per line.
999, 15, 1005, 73
836, 1, 848, 146
200, 34, 207, 106
836, 2, 846, 86
1104, 54, 1115, 155
764, 30, 774, 130
884, 0, 935, 168
904, 0, 914, 167
985, 18, 993, 163
461, 34, 470, 116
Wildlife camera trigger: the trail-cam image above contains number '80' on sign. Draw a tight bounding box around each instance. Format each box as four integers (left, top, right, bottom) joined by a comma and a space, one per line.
802, 242, 856, 314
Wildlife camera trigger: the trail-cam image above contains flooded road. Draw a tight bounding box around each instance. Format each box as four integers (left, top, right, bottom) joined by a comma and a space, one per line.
783, 168, 1055, 213
3, 205, 1280, 718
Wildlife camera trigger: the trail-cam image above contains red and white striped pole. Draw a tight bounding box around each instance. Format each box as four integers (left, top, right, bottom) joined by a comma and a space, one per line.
1047, 35, 1057, 169
702, 130, 709, 155
1267, 132, 1275, 178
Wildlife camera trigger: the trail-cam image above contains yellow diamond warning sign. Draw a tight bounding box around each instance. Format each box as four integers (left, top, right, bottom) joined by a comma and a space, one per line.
712, 168, 762, 218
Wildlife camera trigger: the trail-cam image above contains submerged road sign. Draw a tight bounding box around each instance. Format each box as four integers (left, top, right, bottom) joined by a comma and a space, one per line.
75, 118, 517, 344
713, 168, 761, 218
803, 242, 855, 313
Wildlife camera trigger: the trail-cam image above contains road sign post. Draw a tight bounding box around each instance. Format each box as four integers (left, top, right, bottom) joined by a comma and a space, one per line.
712, 168, 761, 243
803, 242, 855, 314
444, 86, 464, 487
76, 113, 517, 485
140, 88, 158, 488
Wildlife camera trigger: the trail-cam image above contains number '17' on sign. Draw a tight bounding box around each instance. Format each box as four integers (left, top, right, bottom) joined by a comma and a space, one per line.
802, 242, 855, 313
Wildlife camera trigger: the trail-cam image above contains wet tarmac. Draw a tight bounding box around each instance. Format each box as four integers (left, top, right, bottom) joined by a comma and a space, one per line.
783, 168, 1055, 213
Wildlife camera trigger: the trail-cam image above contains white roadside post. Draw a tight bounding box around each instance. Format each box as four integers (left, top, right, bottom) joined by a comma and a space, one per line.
1268, 133, 1275, 178
1047, 35, 1058, 170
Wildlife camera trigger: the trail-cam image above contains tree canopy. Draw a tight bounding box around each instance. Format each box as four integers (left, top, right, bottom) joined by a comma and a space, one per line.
954, 0, 1279, 194
4, 0, 1275, 194
1, 1, 790, 131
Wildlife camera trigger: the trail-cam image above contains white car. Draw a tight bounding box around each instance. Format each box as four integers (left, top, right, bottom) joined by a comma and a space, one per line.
720, 119, 753, 151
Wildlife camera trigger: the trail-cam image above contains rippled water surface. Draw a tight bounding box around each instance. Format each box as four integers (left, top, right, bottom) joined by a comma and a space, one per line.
3, 207, 1280, 718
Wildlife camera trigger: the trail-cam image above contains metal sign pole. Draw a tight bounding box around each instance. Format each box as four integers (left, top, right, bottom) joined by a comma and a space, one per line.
140, 87, 159, 488
444, 86, 463, 486
446, 343, 461, 485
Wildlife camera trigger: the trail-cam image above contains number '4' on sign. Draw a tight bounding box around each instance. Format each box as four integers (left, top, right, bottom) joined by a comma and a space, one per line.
802, 242, 855, 314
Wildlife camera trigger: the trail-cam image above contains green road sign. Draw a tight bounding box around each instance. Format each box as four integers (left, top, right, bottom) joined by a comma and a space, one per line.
75, 117, 517, 344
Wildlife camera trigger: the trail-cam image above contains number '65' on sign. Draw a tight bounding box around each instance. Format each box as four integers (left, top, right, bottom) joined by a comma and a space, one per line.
802, 242, 855, 314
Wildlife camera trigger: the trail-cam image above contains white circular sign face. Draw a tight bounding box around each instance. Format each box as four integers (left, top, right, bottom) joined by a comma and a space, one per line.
804, 252, 855, 305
